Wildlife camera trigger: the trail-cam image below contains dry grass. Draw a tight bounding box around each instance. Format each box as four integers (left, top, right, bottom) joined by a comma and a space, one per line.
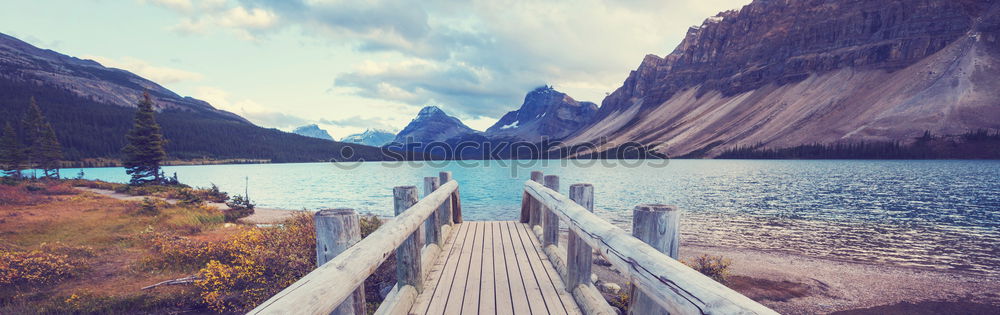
0, 180, 243, 313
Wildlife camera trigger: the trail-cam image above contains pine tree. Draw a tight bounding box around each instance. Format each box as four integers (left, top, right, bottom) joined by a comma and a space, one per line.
23, 97, 44, 178
123, 92, 167, 185
23, 97, 62, 179
37, 122, 63, 178
0, 122, 26, 179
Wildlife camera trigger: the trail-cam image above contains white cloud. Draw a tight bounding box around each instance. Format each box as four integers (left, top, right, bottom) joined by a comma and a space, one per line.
84, 55, 203, 84
145, 0, 194, 12
218, 6, 277, 30
144, 0, 754, 130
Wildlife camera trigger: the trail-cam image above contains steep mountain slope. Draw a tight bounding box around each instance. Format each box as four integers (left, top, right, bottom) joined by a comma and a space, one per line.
0, 33, 245, 122
393, 106, 477, 144
341, 129, 395, 147
485, 86, 597, 141
564, 0, 1000, 157
292, 124, 334, 141
0, 33, 389, 162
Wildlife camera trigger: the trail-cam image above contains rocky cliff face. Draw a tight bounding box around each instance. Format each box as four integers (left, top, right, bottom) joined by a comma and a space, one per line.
394, 106, 477, 143
292, 124, 334, 141
485, 86, 597, 141
341, 128, 395, 147
567, 0, 1000, 157
0, 32, 246, 123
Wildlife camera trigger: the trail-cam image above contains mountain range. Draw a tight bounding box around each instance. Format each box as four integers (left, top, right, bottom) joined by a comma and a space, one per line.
0, 32, 391, 163
2, 0, 998, 162
292, 124, 334, 141
341, 129, 395, 147
560, 0, 1000, 157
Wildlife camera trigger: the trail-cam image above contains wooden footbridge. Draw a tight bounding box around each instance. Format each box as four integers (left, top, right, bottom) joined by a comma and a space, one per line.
251, 171, 777, 315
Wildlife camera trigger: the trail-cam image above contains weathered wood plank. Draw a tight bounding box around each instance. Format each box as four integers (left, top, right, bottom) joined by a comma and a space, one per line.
420, 222, 471, 315
507, 221, 549, 315
458, 222, 485, 314
492, 222, 515, 315
249, 181, 458, 315
500, 221, 532, 315
513, 221, 565, 315
479, 222, 498, 315
518, 222, 577, 315
441, 221, 478, 314
524, 180, 778, 315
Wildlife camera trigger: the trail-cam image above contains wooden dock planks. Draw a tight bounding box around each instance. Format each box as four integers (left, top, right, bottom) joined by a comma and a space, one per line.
410, 221, 581, 315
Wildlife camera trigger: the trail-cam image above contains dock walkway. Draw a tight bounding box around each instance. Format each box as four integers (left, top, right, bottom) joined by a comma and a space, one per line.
412, 221, 580, 315
250, 171, 777, 315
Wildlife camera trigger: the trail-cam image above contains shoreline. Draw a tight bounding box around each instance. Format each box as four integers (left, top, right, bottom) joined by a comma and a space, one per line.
74, 187, 305, 225
592, 242, 1000, 314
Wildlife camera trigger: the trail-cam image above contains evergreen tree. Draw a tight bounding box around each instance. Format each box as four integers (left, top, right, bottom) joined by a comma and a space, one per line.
123, 92, 167, 185
23, 96, 44, 177
22, 97, 62, 179
37, 122, 63, 178
0, 122, 26, 179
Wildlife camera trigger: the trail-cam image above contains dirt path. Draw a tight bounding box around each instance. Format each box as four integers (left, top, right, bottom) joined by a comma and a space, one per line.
74, 187, 303, 224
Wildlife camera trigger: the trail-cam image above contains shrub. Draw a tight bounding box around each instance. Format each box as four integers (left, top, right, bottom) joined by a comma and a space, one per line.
131, 198, 167, 216
605, 284, 632, 313
173, 188, 204, 207
0, 185, 43, 206
224, 195, 254, 222
195, 214, 315, 312
0, 249, 75, 288
137, 230, 227, 271
197, 184, 229, 203
39, 182, 78, 195
684, 254, 732, 283
359, 215, 382, 237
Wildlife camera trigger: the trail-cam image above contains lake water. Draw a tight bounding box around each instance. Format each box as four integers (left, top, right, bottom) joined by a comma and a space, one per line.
63, 160, 1000, 276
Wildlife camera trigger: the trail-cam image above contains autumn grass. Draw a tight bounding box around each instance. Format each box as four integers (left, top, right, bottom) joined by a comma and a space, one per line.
0, 179, 239, 313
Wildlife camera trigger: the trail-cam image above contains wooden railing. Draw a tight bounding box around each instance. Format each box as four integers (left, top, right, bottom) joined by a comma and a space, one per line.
521, 172, 778, 315
250, 172, 461, 315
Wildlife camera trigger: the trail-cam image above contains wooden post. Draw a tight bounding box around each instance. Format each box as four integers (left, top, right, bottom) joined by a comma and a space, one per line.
567, 184, 594, 289
423, 177, 441, 246
542, 175, 560, 247
528, 171, 544, 227
437, 172, 453, 227
439, 171, 462, 223
628, 204, 680, 315
315, 208, 366, 315
394, 186, 423, 292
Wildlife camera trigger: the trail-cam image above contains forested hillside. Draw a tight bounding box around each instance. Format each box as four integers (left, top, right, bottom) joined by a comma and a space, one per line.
0, 81, 389, 163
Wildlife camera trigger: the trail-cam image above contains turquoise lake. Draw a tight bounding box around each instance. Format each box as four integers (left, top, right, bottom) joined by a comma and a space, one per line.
62, 160, 1000, 276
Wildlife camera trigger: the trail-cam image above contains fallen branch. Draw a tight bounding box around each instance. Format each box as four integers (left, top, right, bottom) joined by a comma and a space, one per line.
142, 275, 201, 290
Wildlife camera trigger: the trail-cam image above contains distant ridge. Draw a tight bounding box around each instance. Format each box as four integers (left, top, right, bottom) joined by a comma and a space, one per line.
0, 32, 394, 162
563, 0, 1000, 158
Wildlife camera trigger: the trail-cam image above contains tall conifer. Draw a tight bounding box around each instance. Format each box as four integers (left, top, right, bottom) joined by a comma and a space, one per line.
0, 122, 26, 179
23, 97, 62, 179
123, 92, 167, 185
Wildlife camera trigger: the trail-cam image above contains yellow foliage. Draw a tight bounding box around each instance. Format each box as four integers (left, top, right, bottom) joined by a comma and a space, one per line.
194, 213, 315, 312
0, 249, 75, 287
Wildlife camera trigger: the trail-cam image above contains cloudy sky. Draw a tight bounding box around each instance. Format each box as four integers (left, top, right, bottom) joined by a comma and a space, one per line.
1, 0, 750, 138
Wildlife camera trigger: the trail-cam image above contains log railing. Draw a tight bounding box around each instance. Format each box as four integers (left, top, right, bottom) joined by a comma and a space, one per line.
522, 173, 778, 315
250, 172, 460, 315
